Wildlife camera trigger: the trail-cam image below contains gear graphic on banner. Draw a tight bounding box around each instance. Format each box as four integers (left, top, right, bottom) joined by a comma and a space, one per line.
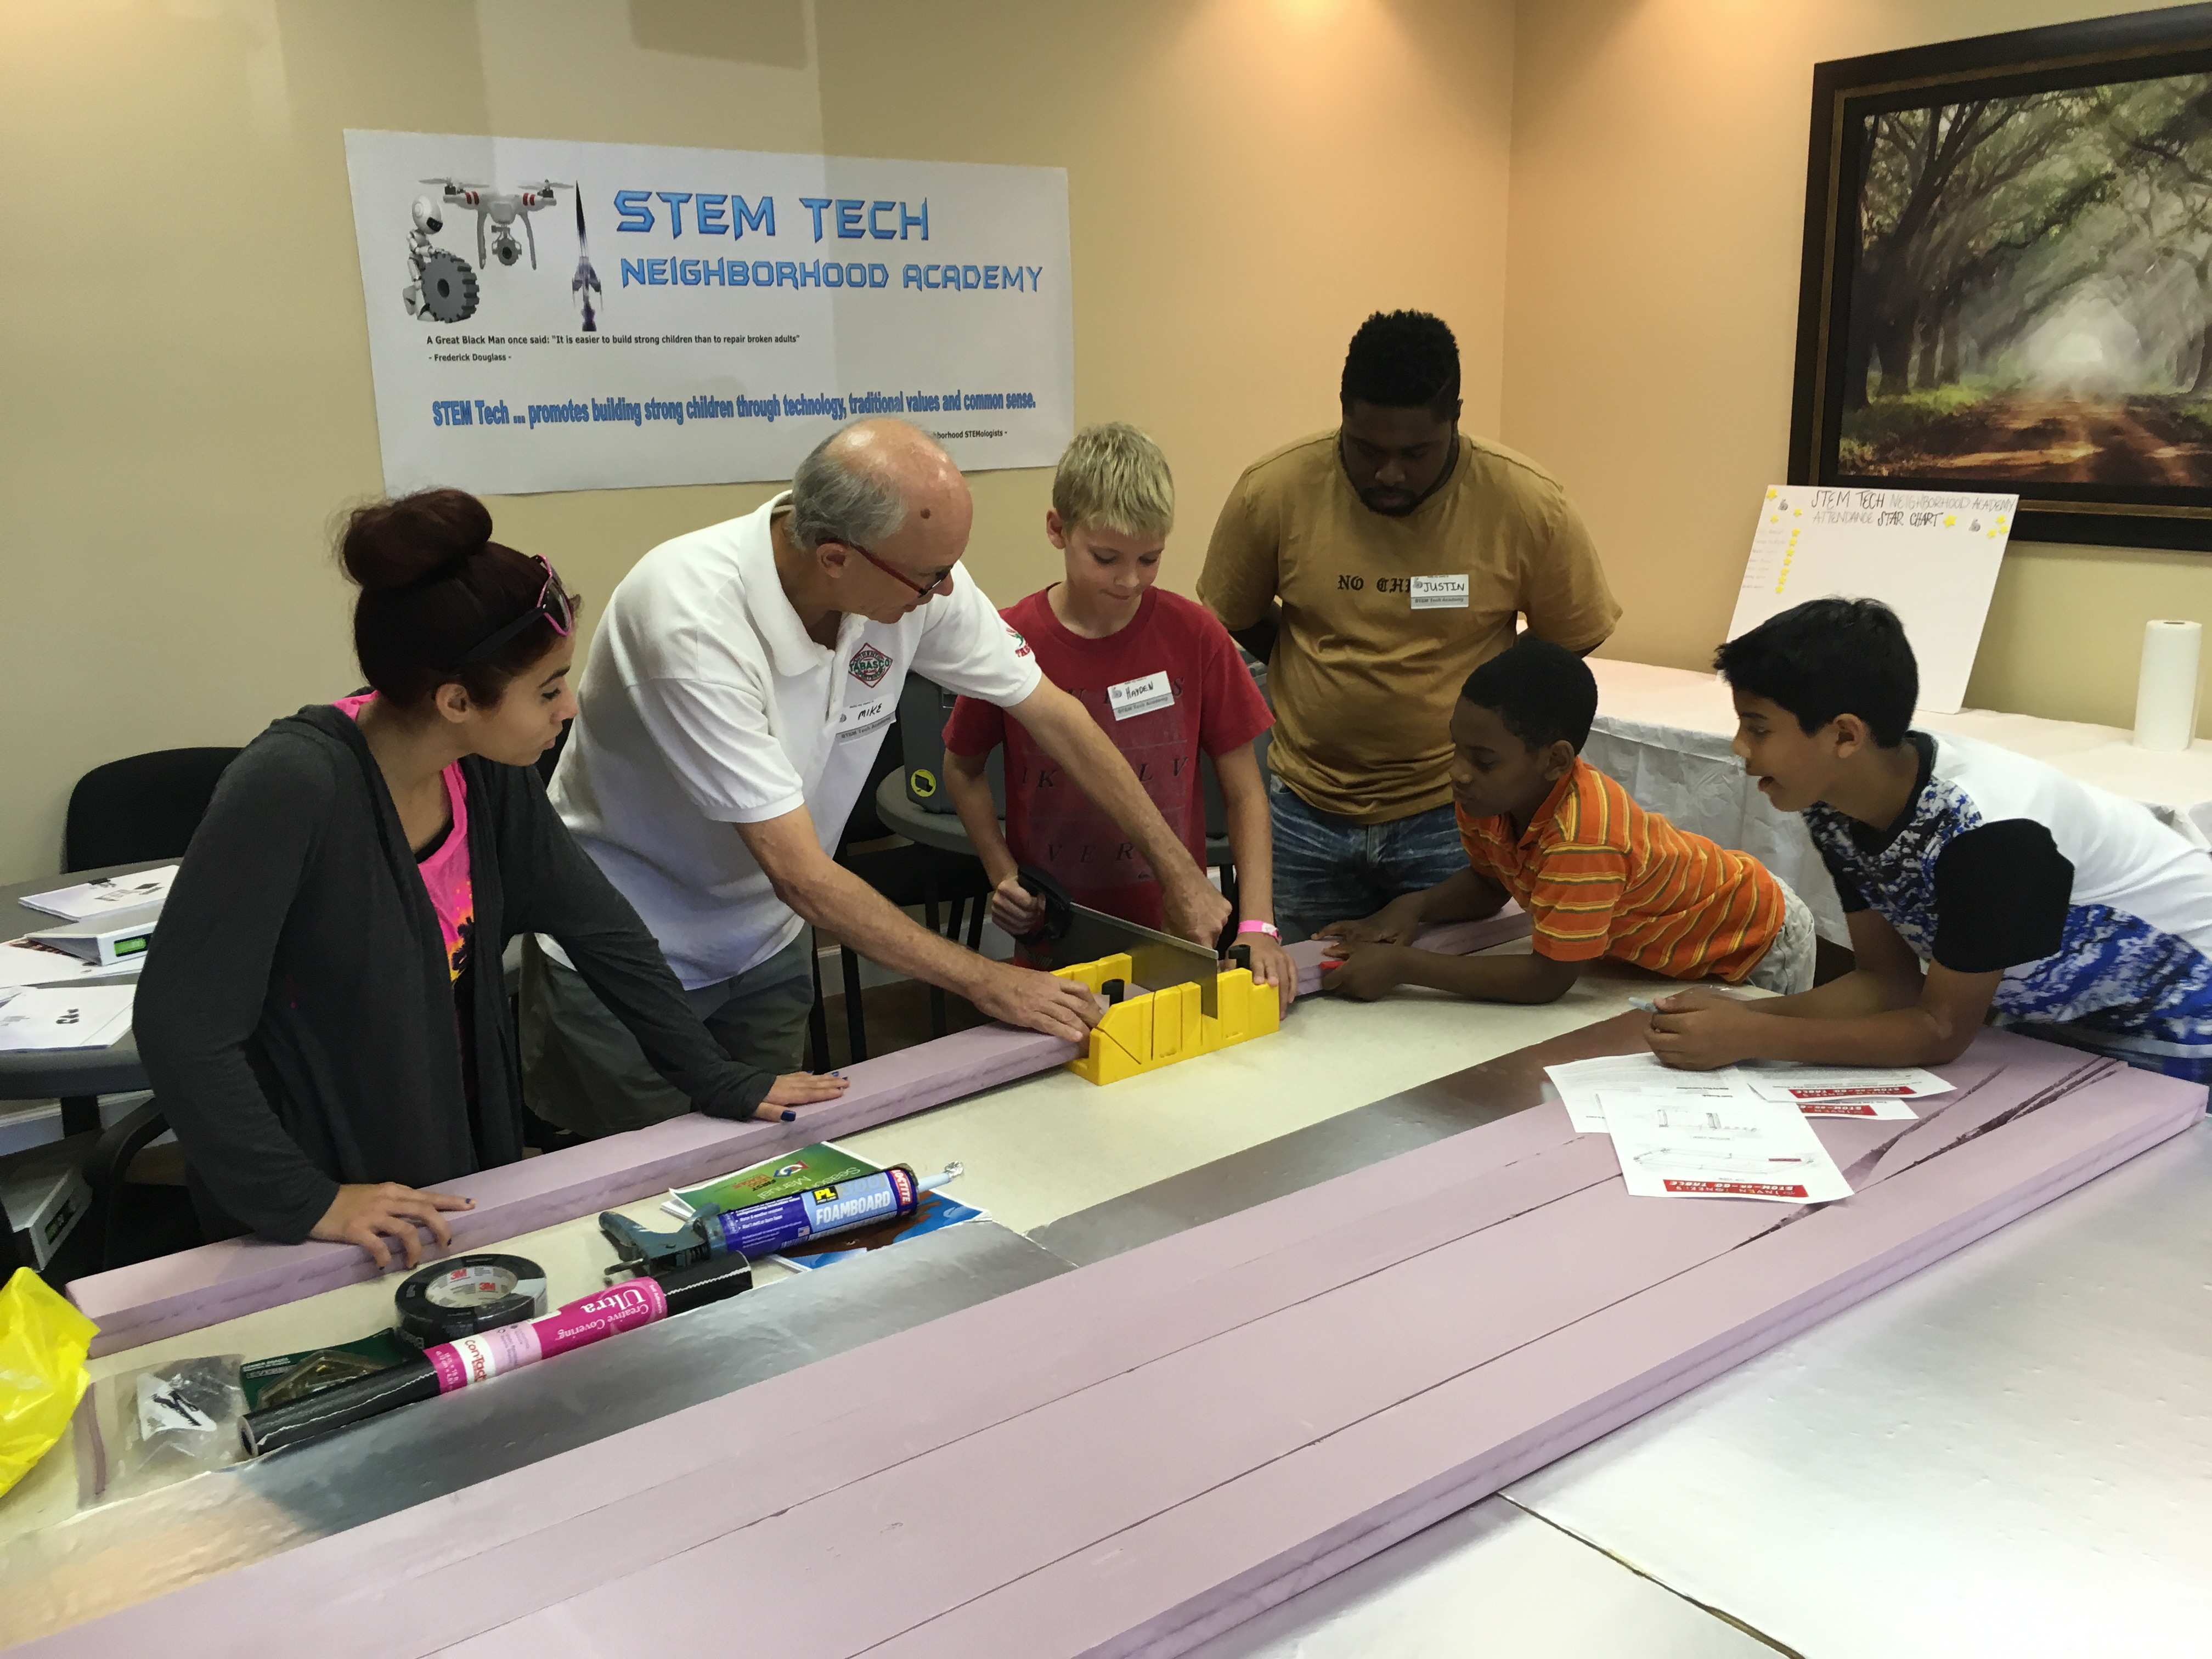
415, 250, 479, 323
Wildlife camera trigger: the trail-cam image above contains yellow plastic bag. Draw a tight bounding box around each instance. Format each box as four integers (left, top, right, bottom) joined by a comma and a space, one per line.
0, 1267, 98, 1499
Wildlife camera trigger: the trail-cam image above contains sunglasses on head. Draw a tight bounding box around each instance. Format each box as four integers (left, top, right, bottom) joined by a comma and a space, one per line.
458, 555, 574, 664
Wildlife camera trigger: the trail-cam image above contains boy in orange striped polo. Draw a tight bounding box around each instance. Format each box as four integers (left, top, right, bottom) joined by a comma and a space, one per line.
1317, 636, 1814, 1002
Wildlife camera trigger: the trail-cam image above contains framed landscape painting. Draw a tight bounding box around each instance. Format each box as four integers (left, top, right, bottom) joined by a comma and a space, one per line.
1789, 5, 2212, 548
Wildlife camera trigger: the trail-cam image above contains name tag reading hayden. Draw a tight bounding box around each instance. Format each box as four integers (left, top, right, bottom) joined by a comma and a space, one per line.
1410, 574, 1470, 610
1107, 670, 1175, 720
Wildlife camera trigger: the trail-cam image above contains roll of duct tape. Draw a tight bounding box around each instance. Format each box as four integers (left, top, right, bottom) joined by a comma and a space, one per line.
392, 1255, 548, 1349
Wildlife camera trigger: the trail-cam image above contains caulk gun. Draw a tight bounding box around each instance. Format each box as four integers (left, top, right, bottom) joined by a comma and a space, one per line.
600, 1161, 963, 1281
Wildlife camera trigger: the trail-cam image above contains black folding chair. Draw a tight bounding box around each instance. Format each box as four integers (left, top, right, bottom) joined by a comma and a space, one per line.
49, 749, 237, 1267
63, 747, 241, 871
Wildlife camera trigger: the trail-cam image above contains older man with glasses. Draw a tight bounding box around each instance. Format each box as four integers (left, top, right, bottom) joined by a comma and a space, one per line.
519, 418, 1232, 1138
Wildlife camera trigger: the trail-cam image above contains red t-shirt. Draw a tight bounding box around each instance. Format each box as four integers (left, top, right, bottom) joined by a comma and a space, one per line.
942, 587, 1272, 930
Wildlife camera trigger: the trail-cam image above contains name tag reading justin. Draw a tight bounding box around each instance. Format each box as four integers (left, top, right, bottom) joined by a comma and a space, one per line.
1107, 670, 1175, 721
1410, 574, 1470, 610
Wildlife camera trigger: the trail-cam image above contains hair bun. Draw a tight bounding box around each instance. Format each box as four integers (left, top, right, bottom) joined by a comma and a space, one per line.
341, 489, 494, 592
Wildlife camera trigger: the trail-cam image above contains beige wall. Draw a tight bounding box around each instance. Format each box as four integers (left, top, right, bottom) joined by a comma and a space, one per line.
1503, 0, 2212, 726
0, 0, 1516, 881
18, 0, 2184, 884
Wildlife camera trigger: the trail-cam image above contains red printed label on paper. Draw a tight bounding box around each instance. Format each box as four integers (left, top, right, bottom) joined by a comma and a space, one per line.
1783, 1087, 1909, 1098
1662, 1179, 1810, 1198
1798, 1101, 1880, 1116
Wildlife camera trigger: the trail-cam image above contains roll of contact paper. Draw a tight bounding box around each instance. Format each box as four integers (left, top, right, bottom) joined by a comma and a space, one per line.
2132, 619, 2203, 752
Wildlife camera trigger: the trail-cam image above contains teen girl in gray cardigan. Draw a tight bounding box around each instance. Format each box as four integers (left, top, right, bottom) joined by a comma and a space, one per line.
135, 490, 845, 1266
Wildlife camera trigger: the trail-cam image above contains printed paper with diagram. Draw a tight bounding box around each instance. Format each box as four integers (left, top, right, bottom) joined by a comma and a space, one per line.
1599, 1082, 1855, 1204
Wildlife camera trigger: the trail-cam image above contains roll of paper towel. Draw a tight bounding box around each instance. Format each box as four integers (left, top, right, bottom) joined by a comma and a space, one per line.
2133, 619, 2203, 752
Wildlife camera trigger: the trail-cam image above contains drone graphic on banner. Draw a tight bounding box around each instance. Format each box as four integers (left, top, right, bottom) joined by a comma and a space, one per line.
343, 129, 1074, 496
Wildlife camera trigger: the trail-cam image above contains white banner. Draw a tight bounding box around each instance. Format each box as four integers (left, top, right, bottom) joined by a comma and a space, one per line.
342, 130, 1074, 495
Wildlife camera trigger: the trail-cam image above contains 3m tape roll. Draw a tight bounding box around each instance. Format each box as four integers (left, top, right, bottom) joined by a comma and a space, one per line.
2134, 619, 2203, 752
393, 1254, 548, 1349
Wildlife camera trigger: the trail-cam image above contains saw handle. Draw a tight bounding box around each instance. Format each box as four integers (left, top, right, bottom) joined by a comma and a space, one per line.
1017, 865, 1245, 959
1011, 866, 1076, 945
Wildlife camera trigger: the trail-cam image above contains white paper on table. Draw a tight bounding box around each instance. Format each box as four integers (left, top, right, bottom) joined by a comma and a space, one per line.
1598, 1085, 1853, 1204
18, 866, 177, 921
1741, 1063, 1952, 1105
1557, 1096, 1609, 1134
0, 984, 136, 1051
1543, 1053, 1679, 1133
0, 937, 141, 990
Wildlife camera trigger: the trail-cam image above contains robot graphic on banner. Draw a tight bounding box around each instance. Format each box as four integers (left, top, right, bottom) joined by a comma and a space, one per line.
403, 177, 598, 331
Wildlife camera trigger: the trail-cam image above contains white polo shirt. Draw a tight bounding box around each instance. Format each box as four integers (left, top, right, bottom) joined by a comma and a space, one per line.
549, 493, 1041, 987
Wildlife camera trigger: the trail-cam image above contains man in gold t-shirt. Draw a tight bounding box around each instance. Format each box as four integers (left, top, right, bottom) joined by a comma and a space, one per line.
1199, 310, 1621, 941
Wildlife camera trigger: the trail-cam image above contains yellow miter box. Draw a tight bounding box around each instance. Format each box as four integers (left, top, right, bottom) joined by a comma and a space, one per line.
1050, 954, 1282, 1085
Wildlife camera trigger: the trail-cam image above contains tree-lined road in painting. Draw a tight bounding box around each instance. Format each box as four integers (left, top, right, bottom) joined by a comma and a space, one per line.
1842, 74, 2212, 488
1891, 394, 2212, 483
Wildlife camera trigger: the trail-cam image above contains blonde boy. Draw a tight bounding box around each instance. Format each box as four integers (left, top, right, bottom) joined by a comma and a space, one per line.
943, 423, 1294, 1010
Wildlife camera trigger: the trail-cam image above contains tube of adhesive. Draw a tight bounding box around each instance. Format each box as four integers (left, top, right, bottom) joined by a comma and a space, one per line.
605, 1163, 962, 1277
708, 1163, 943, 1257
239, 1255, 751, 1457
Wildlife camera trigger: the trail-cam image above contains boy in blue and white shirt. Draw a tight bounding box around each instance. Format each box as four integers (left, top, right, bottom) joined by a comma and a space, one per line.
1646, 596, 2212, 1086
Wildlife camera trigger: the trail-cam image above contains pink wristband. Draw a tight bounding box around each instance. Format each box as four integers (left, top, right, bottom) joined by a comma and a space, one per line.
1237, 921, 1280, 942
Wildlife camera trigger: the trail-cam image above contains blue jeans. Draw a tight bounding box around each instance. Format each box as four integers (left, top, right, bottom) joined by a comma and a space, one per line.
1268, 775, 1469, 944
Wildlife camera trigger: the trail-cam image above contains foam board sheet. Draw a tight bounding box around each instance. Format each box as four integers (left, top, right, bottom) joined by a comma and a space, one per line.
19, 1028, 2196, 1658
71, 917, 1523, 1356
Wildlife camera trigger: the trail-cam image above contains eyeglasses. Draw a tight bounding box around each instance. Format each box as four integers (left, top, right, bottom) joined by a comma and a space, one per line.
459, 556, 574, 664
844, 539, 955, 599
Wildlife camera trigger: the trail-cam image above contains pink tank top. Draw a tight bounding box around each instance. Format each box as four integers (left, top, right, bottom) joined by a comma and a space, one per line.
335, 695, 475, 981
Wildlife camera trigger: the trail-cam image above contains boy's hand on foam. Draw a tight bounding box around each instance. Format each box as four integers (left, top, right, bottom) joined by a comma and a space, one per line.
1236, 933, 1299, 1015
988, 874, 1047, 937
1314, 895, 1426, 950
1318, 941, 1409, 1001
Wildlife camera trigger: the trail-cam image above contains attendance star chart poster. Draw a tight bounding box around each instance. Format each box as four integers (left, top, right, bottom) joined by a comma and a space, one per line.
1725, 484, 2017, 713
343, 129, 1073, 495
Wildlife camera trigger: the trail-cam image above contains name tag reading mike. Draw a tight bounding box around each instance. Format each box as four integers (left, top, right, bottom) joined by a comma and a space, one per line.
834, 692, 894, 743
1410, 574, 1470, 610
1107, 670, 1175, 721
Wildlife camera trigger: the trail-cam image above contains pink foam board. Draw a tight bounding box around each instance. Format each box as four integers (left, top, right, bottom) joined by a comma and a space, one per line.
71, 922, 1527, 1357
435, 1050, 2181, 1659
68, 1017, 1079, 1355
24, 1028, 2190, 1658
12, 1115, 1618, 1651
454, 1069, 2204, 1659
436, 1183, 1787, 1659
923, 1065, 2200, 1659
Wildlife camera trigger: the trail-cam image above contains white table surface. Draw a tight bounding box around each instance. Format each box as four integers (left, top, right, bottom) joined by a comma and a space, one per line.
1586, 658, 2212, 944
